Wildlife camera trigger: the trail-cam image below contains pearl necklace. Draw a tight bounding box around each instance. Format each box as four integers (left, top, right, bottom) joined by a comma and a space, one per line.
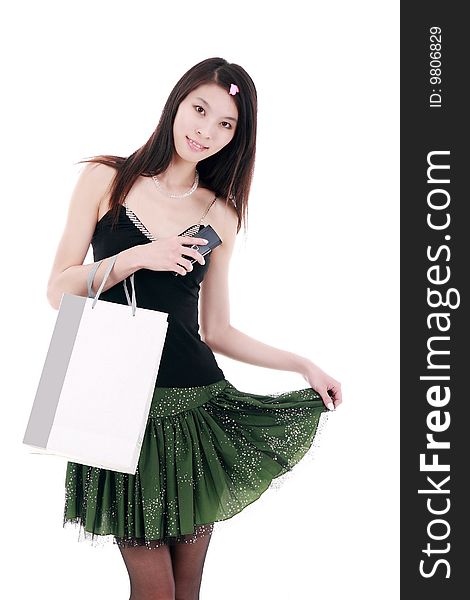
152, 170, 199, 199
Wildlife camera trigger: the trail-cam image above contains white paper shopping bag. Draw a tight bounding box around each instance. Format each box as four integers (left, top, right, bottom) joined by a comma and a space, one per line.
23, 253, 169, 475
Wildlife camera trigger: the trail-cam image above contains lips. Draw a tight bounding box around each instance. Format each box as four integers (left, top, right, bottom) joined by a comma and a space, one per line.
186, 136, 208, 150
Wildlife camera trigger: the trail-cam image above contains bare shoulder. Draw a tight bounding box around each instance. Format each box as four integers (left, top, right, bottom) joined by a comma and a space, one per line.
209, 195, 239, 244
198, 194, 239, 335
75, 162, 118, 217
46, 162, 118, 300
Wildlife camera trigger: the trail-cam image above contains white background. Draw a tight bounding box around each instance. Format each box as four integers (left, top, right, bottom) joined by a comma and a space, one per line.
2, 1, 399, 598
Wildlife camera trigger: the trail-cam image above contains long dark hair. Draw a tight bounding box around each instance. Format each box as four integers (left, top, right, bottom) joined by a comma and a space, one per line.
76, 57, 257, 234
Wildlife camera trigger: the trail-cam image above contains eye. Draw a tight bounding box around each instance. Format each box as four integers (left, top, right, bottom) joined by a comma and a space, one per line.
193, 105, 232, 129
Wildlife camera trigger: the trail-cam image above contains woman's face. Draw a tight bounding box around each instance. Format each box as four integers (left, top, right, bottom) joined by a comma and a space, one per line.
172, 83, 239, 163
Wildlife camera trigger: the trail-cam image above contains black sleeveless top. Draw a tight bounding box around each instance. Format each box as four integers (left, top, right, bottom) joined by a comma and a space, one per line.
91, 196, 225, 388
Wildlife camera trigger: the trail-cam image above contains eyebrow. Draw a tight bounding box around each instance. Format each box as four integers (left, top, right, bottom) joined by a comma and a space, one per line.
195, 97, 238, 123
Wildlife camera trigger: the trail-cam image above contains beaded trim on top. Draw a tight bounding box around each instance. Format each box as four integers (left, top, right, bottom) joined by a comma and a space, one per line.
124, 201, 157, 241
123, 199, 215, 242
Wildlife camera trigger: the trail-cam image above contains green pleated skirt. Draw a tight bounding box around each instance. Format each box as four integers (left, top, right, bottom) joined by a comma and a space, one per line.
63, 378, 330, 549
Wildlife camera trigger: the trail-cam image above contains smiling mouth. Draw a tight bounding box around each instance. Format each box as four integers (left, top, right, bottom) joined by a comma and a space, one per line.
186, 136, 209, 150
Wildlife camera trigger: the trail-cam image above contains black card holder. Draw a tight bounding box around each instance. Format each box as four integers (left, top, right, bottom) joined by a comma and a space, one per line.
174, 224, 222, 276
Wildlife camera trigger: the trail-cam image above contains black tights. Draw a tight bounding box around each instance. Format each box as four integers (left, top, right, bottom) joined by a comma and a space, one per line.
118, 531, 213, 600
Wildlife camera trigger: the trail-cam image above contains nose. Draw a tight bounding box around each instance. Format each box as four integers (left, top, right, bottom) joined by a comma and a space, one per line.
196, 127, 211, 141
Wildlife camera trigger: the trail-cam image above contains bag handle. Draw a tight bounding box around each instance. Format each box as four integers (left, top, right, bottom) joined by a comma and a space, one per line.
86, 254, 137, 316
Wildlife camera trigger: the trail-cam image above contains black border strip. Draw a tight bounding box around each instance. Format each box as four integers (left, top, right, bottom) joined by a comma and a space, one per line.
401, 3, 467, 596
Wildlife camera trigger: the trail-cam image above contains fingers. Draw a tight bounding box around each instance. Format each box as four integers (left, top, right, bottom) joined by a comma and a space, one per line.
180, 239, 208, 266
181, 236, 209, 245
174, 239, 208, 275
181, 246, 206, 266
175, 265, 188, 276
177, 256, 199, 274
324, 393, 335, 411
332, 388, 343, 407
325, 383, 342, 410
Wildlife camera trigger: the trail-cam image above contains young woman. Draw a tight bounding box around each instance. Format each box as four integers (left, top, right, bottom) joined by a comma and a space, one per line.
48, 56, 342, 600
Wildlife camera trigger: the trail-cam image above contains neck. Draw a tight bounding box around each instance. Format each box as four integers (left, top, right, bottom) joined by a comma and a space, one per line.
157, 158, 198, 192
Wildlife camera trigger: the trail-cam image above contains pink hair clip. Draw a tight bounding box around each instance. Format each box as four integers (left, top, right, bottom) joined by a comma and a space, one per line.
228, 83, 239, 95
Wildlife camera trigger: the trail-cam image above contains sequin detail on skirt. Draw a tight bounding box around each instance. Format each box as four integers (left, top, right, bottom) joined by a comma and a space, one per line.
63, 378, 330, 549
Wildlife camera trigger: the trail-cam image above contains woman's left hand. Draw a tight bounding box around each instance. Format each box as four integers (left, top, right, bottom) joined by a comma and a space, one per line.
301, 361, 342, 411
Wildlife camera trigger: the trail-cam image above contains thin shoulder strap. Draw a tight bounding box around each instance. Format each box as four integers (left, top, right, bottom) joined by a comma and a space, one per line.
198, 195, 218, 224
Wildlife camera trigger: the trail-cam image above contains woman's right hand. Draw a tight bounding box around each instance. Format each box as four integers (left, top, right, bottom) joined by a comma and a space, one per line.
135, 235, 209, 276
